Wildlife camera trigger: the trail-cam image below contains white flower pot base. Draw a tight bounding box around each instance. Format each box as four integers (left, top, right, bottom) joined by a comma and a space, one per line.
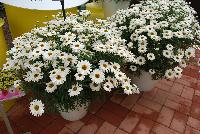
60, 103, 89, 121
131, 71, 159, 91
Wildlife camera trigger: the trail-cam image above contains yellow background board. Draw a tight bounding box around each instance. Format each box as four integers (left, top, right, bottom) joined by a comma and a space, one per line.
86, 2, 105, 20
0, 19, 16, 112
4, 4, 77, 38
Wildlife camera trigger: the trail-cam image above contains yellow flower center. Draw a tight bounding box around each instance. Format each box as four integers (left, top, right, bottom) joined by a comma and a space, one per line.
56, 75, 61, 80
34, 105, 39, 111
82, 65, 88, 70
95, 73, 100, 78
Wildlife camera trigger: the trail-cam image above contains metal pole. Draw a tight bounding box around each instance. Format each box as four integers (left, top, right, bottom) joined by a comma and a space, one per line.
0, 102, 14, 134
60, 0, 66, 20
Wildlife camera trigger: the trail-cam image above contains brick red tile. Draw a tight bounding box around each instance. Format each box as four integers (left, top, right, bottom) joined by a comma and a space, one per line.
157, 106, 174, 127
120, 94, 140, 109
16, 116, 43, 134
171, 83, 184, 95
96, 122, 116, 134
142, 88, 158, 100
178, 104, 191, 115
7, 99, 29, 121
160, 79, 174, 86
170, 112, 188, 133
119, 112, 140, 133
114, 129, 128, 134
65, 120, 84, 133
188, 69, 199, 78
153, 90, 169, 105
89, 100, 105, 114
40, 117, 69, 134
185, 126, 200, 134
175, 79, 191, 87
155, 82, 172, 92
132, 104, 159, 121
152, 123, 180, 134
165, 99, 190, 114
81, 113, 93, 123
96, 108, 123, 126
0, 120, 23, 134
28, 114, 57, 128
78, 115, 103, 134
191, 103, 200, 120
132, 118, 154, 134
168, 94, 192, 107
187, 117, 200, 130
193, 95, 200, 104
195, 90, 200, 96
59, 127, 74, 134
110, 94, 126, 104
181, 75, 197, 84
138, 97, 162, 112
102, 101, 129, 118
181, 86, 194, 100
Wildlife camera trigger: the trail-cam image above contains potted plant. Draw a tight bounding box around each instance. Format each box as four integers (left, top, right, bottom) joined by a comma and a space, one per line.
3, 10, 139, 120
108, 0, 200, 91
0, 70, 24, 101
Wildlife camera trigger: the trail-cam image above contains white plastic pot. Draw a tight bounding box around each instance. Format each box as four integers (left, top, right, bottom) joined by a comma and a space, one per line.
131, 71, 159, 91
59, 102, 89, 121
103, 0, 130, 17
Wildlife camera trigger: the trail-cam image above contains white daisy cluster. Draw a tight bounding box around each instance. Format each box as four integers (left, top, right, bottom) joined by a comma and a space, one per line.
109, 0, 200, 79
4, 11, 139, 116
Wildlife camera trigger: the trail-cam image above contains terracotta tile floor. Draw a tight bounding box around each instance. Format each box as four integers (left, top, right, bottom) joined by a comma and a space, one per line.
1, 52, 200, 134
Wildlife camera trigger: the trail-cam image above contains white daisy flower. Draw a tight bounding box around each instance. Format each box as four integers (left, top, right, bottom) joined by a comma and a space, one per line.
90, 69, 105, 84
173, 55, 182, 62
110, 62, 120, 72
166, 44, 174, 50
105, 77, 118, 87
136, 56, 146, 65
77, 60, 91, 75
99, 60, 110, 72
174, 71, 182, 79
68, 84, 83, 97
179, 60, 187, 68
29, 99, 45, 117
165, 69, 175, 79
138, 46, 147, 53
103, 82, 114, 92
163, 50, 172, 58
163, 30, 173, 39
90, 82, 101, 91
123, 84, 139, 95
49, 69, 66, 85
130, 65, 137, 71
185, 47, 195, 58
174, 66, 183, 73
75, 73, 85, 81
29, 71, 43, 82
43, 50, 56, 61
71, 41, 85, 53
14, 80, 21, 88
64, 54, 78, 66
45, 81, 57, 93
115, 71, 126, 81
127, 42, 134, 48
149, 69, 155, 74
147, 53, 155, 60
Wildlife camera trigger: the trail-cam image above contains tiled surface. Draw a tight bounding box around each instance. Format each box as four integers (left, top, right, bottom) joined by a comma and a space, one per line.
0, 52, 200, 134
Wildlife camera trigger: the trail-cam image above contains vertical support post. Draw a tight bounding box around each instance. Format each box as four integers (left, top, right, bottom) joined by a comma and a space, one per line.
0, 102, 14, 134
60, 0, 66, 20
